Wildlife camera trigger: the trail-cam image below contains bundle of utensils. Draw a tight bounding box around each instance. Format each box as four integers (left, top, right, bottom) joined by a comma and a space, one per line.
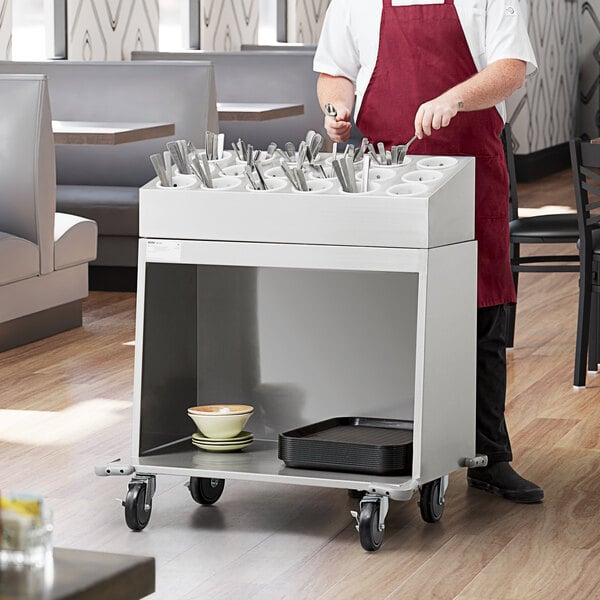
189, 149, 215, 188
150, 136, 225, 188
150, 138, 193, 187
365, 135, 417, 166
204, 131, 225, 161
331, 154, 372, 193
232, 138, 278, 165
275, 131, 327, 186
278, 159, 310, 191
244, 162, 269, 190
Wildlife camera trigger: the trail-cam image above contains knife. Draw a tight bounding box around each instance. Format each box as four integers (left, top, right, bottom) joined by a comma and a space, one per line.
332, 159, 349, 192
361, 155, 370, 193
150, 154, 169, 187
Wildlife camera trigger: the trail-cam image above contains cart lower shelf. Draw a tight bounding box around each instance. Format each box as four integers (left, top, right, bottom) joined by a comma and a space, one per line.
111, 438, 449, 552
134, 438, 417, 499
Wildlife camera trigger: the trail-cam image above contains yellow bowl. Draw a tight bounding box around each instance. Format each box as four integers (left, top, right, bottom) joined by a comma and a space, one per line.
187, 410, 253, 439
188, 404, 253, 416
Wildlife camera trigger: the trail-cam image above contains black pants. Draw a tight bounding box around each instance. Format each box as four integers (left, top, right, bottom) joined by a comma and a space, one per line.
476, 304, 513, 465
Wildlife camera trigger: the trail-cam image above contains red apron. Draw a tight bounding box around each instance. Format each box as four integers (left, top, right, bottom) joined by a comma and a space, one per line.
357, 0, 516, 308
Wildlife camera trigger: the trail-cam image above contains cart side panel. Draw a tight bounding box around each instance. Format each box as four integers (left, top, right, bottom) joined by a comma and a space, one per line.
138, 262, 198, 455
417, 241, 477, 483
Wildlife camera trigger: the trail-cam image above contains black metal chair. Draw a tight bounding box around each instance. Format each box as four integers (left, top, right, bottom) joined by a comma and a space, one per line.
569, 138, 600, 387
504, 123, 580, 348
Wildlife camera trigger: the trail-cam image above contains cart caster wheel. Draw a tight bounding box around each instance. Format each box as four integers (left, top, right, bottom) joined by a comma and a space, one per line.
358, 501, 384, 552
189, 477, 225, 505
124, 482, 152, 531
419, 477, 446, 523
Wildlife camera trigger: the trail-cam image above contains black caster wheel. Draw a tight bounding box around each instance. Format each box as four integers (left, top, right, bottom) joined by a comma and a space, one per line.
124, 482, 152, 531
358, 501, 384, 552
419, 477, 445, 523
189, 477, 225, 505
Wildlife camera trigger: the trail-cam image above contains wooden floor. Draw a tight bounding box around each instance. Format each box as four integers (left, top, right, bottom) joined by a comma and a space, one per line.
1, 168, 599, 599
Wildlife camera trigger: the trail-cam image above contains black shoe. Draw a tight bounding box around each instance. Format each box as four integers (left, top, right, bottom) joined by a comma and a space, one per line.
467, 462, 544, 503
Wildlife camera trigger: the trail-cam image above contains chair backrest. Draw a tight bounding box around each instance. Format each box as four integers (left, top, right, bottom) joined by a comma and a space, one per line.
0, 61, 219, 187
131, 50, 322, 150
502, 123, 520, 221
569, 138, 600, 261
0, 74, 55, 274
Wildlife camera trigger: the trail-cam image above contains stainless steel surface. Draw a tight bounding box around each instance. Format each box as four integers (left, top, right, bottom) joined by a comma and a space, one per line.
325, 103, 338, 118
331, 159, 348, 192
398, 135, 418, 164
296, 168, 308, 191
150, 154, 168, 187
136, 263, 418, 453
362, 155, 371, 193
280, 160, 300, 190
163, 151, 172, 187
139, 155, 475, 249
130, 156, 477, 502
285, 141, 296, 159
135, 440, 416, 500
201, 152, 213, 187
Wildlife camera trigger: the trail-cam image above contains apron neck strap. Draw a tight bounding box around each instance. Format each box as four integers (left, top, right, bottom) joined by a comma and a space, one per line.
384, 0, 455, 5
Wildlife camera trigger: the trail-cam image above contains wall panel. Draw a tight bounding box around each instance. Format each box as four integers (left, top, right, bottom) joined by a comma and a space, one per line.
200, 0, 258, 51
287, 0, 330, 44
66, 0, 158, 60
0, 0, 11, 59
579, 0, 600, 138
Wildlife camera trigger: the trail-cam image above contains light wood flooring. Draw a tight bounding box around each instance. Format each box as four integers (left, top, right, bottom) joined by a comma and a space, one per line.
1, 168, 599, 599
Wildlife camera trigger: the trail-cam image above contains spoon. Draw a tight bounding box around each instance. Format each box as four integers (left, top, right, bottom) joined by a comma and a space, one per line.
324, 103, 338, 118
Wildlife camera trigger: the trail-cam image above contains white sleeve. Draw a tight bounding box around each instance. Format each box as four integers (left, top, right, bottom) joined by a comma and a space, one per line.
313, 0, 360, 83
485, 0, 538, 78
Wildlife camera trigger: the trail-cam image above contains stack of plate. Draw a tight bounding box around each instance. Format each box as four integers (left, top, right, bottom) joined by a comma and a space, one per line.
191, 430, 254, 452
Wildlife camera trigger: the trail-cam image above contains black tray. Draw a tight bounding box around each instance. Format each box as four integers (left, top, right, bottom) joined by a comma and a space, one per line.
278, 417, 413, 476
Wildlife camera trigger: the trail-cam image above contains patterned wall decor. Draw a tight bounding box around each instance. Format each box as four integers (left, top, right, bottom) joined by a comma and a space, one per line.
286, 0, 330, 44
579, 0, 600, 138
506, 0, 580, 155
200, 0, 259, 51
67, 0, 158, 61
0, 0, 11, 59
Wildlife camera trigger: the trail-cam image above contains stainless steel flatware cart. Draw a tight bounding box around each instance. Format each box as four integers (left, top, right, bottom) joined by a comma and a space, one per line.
96, 153, 485, 551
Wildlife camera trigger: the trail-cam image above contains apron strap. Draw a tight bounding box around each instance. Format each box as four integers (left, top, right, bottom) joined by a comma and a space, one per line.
385, 0, 455, 5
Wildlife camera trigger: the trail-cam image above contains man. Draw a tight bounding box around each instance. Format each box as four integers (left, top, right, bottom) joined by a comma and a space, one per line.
315, 0, 543, 502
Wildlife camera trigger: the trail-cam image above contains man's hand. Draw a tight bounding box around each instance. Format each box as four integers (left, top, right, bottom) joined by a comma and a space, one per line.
414, 93, 461, 139
324, 104, 353, 143
414, 59, 527, 138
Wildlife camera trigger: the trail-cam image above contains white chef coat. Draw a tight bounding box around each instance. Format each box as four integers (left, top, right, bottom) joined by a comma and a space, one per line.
314, 0, 538, 121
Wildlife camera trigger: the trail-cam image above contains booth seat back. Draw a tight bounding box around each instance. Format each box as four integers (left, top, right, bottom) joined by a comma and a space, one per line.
0, 74, 55, 275
0, 61, 219, 188
131, 50, 322, 150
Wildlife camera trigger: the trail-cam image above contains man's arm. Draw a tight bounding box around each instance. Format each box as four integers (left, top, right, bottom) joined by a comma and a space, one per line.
317, 73, 356, 143
415, 58, 527, 138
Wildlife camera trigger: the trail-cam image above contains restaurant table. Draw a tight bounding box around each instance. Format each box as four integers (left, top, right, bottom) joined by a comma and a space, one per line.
0, 547, 155, 600
52, 121, 175, 145
216, 102, 304, 121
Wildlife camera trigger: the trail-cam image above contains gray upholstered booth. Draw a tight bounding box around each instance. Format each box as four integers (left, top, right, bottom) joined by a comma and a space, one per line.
0, 74, 97, 350
0, 61, 218, 289
240, 44, 317, 51
131, 50, 323, 151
